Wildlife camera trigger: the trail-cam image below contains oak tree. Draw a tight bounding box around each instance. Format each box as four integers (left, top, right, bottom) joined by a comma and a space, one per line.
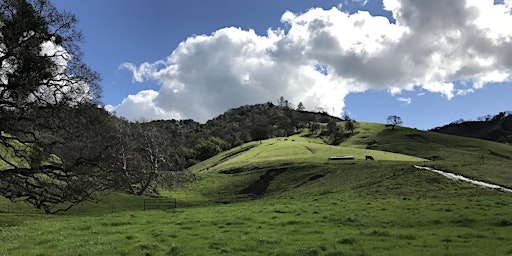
386, 115, 403, 130
0, 0, 104, 213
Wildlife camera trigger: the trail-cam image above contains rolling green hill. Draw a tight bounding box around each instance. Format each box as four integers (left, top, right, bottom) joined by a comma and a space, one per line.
344, 122, 512, 187
178, 121, 512, 205
2, 121, 512, 255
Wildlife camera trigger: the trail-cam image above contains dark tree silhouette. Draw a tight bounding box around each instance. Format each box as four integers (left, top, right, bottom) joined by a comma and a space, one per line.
386, 115, 403, 130
0, 0, 103, 213
344, 115, 358, 135
297, 102, 305, 111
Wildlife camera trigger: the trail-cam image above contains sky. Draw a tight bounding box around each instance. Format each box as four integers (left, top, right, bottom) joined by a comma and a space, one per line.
52, 0, 512, 130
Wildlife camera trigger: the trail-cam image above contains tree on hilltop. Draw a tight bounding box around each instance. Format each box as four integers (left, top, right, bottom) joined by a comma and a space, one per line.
297, 102, 305, 111
386, 115, 403, 130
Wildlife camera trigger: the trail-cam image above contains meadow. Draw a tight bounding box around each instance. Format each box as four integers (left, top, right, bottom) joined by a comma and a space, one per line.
1, 122, 512, 255
2, 182, 512, 255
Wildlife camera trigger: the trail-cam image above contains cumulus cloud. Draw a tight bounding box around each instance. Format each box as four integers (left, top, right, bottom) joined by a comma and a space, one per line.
106, 90, 182, 121
111, 0, 512, 122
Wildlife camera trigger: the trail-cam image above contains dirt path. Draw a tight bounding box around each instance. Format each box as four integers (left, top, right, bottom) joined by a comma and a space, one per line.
414, 166, 512, 193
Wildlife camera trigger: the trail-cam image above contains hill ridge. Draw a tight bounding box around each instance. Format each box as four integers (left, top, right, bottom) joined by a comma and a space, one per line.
432, 111, 512, 144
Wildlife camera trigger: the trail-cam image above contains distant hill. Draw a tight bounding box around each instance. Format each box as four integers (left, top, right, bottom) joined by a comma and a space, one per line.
142, 102, 342, 168
431, 111, 512, 144
204, 102, 341, 144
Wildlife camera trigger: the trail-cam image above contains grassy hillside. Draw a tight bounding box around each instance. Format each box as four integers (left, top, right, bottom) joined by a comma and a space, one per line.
345, 122, 512, 162
344, 122, 512, 187
192, 133, 425, 172
161, 122, 512, 210
2, 122, 512, 255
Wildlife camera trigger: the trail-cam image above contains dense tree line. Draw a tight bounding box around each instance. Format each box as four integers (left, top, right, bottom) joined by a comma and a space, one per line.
433, 111, 512, 144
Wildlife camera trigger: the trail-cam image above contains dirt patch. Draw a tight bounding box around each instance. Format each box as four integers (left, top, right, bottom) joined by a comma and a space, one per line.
239, 168, 286, 197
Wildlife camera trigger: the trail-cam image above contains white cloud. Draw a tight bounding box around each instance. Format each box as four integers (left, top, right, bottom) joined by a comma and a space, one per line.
112, 0, 512, 122
114, 26, 351, 121
397, 97, 411, 105
119, 61, 167, 83
109, 90, 182, 121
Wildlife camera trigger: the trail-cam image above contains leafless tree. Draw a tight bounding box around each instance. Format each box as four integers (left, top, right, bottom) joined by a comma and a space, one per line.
110, 121, 173, 195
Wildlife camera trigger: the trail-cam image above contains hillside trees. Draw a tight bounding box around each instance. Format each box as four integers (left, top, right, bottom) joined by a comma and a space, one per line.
204, 102, 341, 146
194, 136, 230, 161
344, 114, 358, 134
433, 111, 512, 144
0, 0, 105, 213
322, 120, 344, 145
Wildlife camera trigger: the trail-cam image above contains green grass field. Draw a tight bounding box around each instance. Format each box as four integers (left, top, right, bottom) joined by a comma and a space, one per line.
2, 123, 512, 255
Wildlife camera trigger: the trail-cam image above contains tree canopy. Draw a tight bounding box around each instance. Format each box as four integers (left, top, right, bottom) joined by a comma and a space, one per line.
0, 0, 103, 213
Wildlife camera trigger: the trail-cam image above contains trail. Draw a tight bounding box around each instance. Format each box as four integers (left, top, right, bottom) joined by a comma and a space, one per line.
414, 166, 512, 193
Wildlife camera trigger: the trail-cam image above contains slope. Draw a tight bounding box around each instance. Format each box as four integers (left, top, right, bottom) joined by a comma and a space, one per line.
3, 123, 512, 255
193, 134, 425, 172
182, 122, 512, 205
343, 122, 512, 186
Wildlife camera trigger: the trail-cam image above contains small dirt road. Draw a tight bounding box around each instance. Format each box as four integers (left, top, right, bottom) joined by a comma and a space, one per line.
414, 166, 512, 193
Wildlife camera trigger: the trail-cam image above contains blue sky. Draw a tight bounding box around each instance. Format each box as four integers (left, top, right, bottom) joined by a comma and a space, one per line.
53, 0, 512, 130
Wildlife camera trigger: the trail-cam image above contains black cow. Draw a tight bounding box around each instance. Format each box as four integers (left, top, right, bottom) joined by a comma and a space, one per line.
365, 155, 374, 161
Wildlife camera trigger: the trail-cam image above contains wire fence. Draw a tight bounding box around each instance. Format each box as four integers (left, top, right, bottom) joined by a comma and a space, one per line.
0, 197, 179, 215
143, 198, 177, 210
